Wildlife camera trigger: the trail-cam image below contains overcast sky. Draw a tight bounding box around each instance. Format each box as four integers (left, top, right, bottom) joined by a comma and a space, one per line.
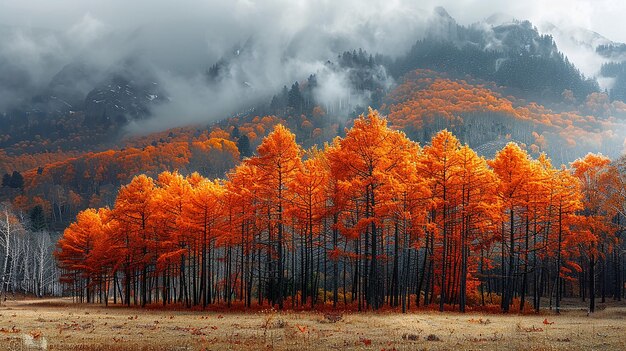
2, 0, 625, 43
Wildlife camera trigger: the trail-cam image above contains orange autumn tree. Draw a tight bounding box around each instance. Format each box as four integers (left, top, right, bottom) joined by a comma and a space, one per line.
249, 124, 302, 309
613, 156, 626, 219
323, 139, 352, 308
455, 145, 500, 312
520, 153, 585, 313
550, 164, 583, 313
571, 153, 619, 313
219, 172, 246, 308
488, 143, 534, 312
328, 108, 419, 310
416, 131, 499, 312
521, 154, 553, 312
223, 163, 259, 307
382, 137, 428, 312
154, 171, 194, 307
515, 155, 548, 312
288, 148, 330, 307
183, 173, 225, 307
417, 130, 464, 311
112, 174, 156, 307
56, 208, 112, 303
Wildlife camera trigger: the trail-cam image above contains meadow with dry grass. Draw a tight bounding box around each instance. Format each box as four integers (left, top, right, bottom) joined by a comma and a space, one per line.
1, 298, 626, 350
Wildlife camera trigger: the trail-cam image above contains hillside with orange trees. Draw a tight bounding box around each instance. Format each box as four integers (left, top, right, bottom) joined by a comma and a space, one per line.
384, 70, 626, 160
7, 131, 238, 226
1, 109, 347, 229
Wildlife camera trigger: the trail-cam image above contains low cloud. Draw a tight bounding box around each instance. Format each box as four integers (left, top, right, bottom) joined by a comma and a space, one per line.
1, 0, 626, 133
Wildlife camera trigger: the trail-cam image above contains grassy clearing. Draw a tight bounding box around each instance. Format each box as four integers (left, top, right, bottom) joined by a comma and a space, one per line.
1, 298, 625, 350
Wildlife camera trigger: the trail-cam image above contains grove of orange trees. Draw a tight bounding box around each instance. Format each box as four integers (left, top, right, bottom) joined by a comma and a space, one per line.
55, 109, 625, 313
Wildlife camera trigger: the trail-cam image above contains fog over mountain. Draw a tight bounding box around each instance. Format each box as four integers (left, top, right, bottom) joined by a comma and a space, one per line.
1, 0, 626, 135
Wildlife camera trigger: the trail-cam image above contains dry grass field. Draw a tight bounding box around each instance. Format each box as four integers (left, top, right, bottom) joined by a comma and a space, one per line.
1, 298, 626, 350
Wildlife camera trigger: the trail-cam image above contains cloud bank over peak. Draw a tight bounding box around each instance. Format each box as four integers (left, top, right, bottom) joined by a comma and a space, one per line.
1, 0, 626, 134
